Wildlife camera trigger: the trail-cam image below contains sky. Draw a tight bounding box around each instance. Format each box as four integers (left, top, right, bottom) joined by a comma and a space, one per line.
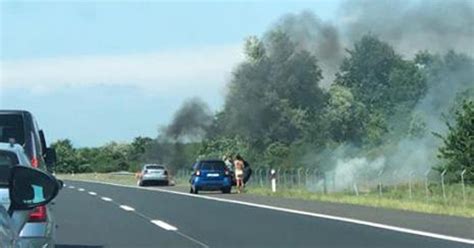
0, 0, 341, 147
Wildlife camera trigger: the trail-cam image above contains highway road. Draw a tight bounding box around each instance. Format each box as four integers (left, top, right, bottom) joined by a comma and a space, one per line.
54, 180, 473, 248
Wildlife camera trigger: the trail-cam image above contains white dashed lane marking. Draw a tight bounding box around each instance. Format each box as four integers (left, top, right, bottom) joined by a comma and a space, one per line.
119, 205, 135, 211
88, 192, 97, 196
101, 197, 113, 202
151, 220, 178, 231
78, 188, 85, 192
68, 186, 75, 189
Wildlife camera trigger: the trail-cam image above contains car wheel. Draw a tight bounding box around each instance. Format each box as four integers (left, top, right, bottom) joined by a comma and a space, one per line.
190, 187, 194, 193
222, 187, 231, 194
138, 181, 144, 187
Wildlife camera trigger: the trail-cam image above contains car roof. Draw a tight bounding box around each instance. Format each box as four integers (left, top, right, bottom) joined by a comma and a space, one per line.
0, 142, 25, 153
0, 110, 32, 115
0, 142, 31, 166
198, 159, 224, 163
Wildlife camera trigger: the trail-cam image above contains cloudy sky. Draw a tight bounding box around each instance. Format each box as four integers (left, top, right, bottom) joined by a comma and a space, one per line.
0, 0, 341, 147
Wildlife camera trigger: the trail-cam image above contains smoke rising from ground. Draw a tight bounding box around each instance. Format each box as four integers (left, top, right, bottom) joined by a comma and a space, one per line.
163, 97, 213, 142
273, 0, 473, 88
275, 11, 344, 86
340, 0, 474, 57
274, 0, 474, 190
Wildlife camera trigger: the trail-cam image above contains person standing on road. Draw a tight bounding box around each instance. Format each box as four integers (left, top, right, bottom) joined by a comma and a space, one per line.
223, 155, 233, 170
234, 155, 244, 193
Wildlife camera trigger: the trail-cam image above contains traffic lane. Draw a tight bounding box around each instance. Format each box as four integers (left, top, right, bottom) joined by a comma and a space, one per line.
67, 180, 472, 248
152, 185, 474, 240
54, 185, 203, 248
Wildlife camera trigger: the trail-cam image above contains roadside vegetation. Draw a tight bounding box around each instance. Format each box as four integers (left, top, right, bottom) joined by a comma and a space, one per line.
53, 11, 472, 215
59, 172, 474, 218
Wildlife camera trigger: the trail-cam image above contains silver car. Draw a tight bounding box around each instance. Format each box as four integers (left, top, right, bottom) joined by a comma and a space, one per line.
138, 164, 169, 186
0, 143, 56, 247
0, 163, 59, 248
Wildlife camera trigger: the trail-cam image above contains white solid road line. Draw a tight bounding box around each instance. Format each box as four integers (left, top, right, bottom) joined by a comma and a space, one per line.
101, 197, 113, 202
119, 205, 135, 211
88, 191, 97, 196
68, 179, 474, 245
151, 220, 178, 231
78, 188, 85, 192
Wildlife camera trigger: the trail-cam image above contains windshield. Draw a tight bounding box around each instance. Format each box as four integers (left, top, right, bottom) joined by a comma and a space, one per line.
198, 161, 227, 171
145, 165, 164, 170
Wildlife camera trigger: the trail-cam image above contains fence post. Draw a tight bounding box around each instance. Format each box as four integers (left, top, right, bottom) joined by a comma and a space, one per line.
408, 171, 413, 199
304, 168, 310, 185
378, 169, 384, 197
461, 169, 467, 206
297, 168, 303, 187
441, 169, 447, 202
424, 169, 431, 200
393, 169, 398, 191
353, 182, 359, 196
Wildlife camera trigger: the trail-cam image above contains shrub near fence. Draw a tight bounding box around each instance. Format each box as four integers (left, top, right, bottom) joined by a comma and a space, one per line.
173, 167, 473, 210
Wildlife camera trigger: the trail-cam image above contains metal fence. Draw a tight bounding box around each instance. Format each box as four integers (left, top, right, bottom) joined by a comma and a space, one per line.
172, 167, 473, 206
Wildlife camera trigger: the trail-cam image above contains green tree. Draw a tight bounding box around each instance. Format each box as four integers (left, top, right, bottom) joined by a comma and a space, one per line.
435, 100, 474, 183
50, 139, 79, 173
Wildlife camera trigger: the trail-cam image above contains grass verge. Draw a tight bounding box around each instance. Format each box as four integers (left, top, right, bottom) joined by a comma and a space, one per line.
58, 173, 474, 218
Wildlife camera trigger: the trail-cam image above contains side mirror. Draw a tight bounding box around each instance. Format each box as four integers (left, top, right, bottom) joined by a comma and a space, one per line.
57, 179, 64, 189
44, 148, 57, 167
8, 166, 59, 212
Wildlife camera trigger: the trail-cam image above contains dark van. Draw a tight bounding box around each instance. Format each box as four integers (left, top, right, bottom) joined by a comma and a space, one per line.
0, 110, 56, 171
0, 110, 57, 247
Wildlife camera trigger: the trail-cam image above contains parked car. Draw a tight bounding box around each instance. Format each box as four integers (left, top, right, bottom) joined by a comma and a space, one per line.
189, 160, 232, 194
138, 164, 169, 186
0, 110, 58, 247
0, 165, 59, 248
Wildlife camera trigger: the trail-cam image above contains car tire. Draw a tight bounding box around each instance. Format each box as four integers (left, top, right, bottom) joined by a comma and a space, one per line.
190, 187, 194, 193
222, 187, 231, 194
138, 181, 145, 187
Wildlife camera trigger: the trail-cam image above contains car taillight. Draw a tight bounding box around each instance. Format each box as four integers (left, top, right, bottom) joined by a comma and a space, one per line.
28, 206, 47, 222
144, 169, 148, 174
31, 157, 39, 168
196, 170, 200, 176
164, 170, 168, 176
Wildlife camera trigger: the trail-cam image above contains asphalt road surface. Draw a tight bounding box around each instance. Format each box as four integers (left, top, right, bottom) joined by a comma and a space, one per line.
54, 180, 473, 248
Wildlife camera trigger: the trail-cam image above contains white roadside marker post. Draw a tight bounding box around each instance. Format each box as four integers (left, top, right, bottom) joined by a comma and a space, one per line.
270, 169, 277, 193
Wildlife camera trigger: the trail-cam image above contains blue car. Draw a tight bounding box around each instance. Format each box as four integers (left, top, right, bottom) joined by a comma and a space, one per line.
189, 160, 232, 194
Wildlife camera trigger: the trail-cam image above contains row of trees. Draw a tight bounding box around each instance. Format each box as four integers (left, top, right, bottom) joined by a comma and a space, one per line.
52, 31, 473, 182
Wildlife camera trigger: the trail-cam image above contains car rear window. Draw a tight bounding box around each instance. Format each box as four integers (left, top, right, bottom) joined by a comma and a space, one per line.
146, 165, 164, 170
0, 151, 18, 185
199, 161, 226, 171
0, 114, 25, 145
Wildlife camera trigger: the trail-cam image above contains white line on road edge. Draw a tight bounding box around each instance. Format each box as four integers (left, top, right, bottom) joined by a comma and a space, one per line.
101, 197, 113, 202
67, 179, 474, 245
88, 192, 97, 196
151, 220, 178, 231
119, 205, 135, 211
78, 188, 85, 192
